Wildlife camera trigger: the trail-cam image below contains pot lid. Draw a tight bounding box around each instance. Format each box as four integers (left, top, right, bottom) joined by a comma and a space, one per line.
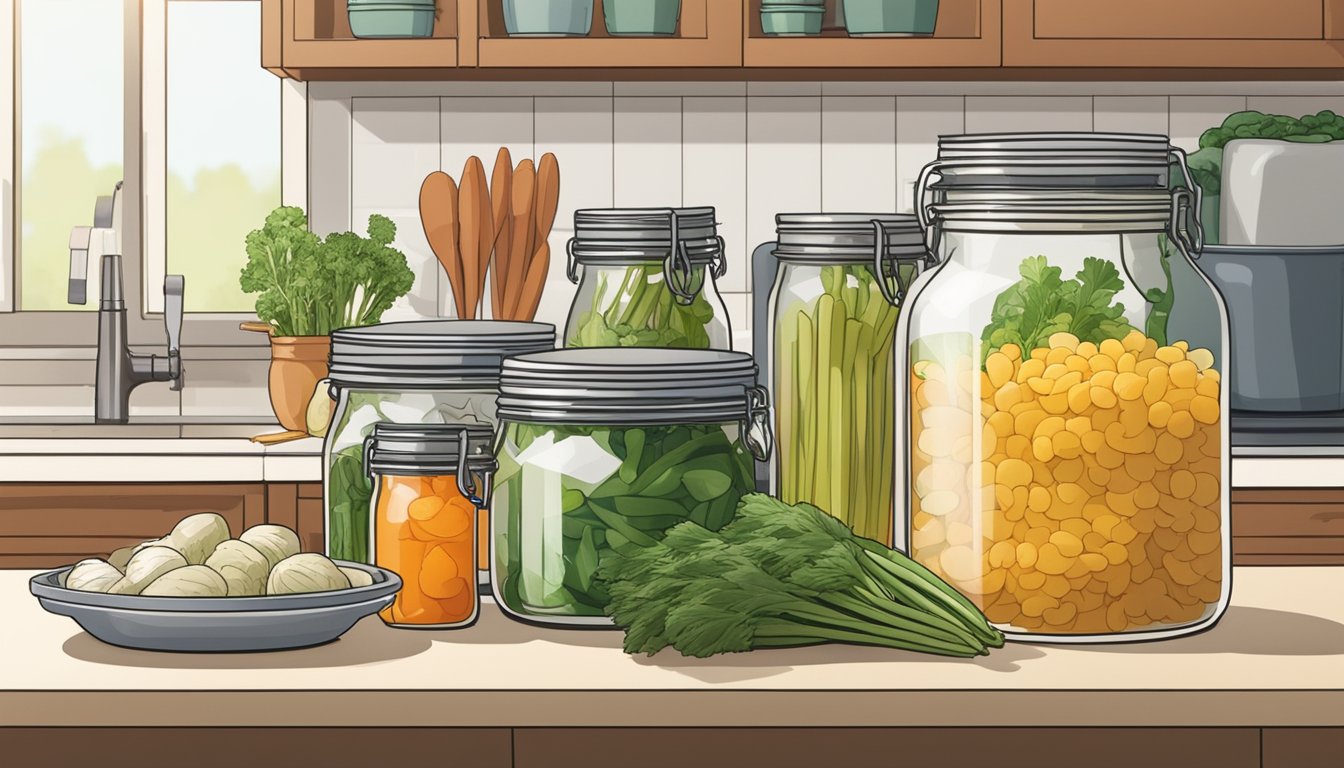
365, 422, 496, 481
329, 320, 556, 388
772, 213, 928, 263
497, 348, 763, 425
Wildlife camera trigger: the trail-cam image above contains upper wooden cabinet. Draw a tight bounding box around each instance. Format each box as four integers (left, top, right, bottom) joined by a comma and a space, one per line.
1003, 0, 1344, 68
743, 0, 999, 68
262, 0, 1344, 79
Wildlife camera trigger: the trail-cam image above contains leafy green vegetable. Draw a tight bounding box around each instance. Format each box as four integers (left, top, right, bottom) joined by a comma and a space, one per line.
494, 422, 756, 618
240, 206, 415, 337
775, 264, 900, 544
1143, 236, 1176, 346
327, 444, 373, 562
1186, 109, 1344, 206
598, 494, 1005, 658
981, 256, 1137, 361
567, 265, 717, 349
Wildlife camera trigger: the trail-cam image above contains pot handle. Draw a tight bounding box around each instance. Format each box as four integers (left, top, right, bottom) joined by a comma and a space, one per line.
239, 321, 276, 336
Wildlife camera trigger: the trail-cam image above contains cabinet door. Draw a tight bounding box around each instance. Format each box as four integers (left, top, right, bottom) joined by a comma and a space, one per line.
1004, 0, 1344, 68
0, 484, 266, 568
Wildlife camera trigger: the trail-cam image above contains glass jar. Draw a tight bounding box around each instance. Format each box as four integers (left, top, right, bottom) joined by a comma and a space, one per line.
765, 213, 928, 545
365, 423, 497, 629
564, 207, 731, 350
323, 320, 554, 566
492, 348, 773, 625
898, 186, 1230, 642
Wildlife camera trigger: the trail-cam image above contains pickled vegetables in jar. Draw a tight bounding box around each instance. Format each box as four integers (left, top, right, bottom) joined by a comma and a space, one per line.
899, 184, 1231, 642
364, 423, 497, 629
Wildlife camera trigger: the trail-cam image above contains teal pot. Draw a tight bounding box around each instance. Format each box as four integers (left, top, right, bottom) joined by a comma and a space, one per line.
843, 0, 939, 36
603, 0, 681, 36
503, 0, 594, 37
761, 6, 824, 36
347, 2, 436, 39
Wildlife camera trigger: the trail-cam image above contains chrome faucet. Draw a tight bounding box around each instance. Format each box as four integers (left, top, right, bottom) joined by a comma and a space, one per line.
68, 182, 185, 424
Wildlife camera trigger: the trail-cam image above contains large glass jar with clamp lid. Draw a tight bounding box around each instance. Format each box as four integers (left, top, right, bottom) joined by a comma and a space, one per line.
564, 207, 731, 350
323, 320, 554, 566
765, 213, 929, 546
492, 348, 773, 625
898, 186, 1230, 642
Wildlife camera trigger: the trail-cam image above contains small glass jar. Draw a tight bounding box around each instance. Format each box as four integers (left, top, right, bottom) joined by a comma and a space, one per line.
765, 213, 928, 545
323, 320, 554, 566
564, 207, 731, 350
899, 183, 1230, 642
364, 423, 497, 629
491, 348, 773, 625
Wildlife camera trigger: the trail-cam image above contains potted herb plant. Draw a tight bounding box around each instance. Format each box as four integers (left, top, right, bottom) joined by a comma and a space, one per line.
603, 0, 681, 36
240, 206, 415, 433
502, 0, 595, 36
843, 0, 939, 36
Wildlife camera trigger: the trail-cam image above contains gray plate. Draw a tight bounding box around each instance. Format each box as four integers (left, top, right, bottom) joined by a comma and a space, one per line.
30, 561, 402, 653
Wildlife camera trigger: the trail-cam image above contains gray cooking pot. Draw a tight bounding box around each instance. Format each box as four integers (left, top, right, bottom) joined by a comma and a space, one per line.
1201, 244, 1344, 412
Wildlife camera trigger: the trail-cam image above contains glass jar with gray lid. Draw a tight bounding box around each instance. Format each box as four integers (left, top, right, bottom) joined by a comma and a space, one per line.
564, 207, 731, 350
492, 348, 772, 625
323, 320, 554, 566
765, 213, 930, 547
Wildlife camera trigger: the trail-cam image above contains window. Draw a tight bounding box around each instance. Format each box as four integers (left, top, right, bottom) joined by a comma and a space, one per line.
2, 0, 288, 335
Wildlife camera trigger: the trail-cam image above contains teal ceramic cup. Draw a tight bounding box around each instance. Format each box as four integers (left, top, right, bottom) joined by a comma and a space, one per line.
842, 0, 939, 36
503, 0, 595, 37
347, 0, 437, 39
760, 5, 825, 36
603, 0, 682, 36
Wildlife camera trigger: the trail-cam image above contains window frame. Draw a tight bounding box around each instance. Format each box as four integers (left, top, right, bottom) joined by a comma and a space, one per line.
0, 0, 303, 350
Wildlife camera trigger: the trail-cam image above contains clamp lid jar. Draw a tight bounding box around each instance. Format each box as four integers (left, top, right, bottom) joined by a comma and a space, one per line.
492, 348, 773, 625
564, 207, 731, 350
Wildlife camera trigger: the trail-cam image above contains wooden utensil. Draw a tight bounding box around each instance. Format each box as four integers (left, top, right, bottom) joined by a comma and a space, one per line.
504, 159, 537, 320
457, 157, 488, 320
239, 321, 276, 336
489, 148, 514, 318
250, 430, 309, 445
518, 241, 552, 322
474, 158, 494, 322
420, 171, 465, 319
534, 152, 561, 254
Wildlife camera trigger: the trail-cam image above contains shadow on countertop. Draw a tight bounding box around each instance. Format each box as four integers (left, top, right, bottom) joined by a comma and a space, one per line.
61, 616, 434, 669
1074, 606, 1344, 657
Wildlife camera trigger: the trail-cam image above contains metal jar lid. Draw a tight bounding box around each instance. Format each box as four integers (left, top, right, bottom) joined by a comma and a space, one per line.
498, 347, 767, 424
567, 207, 728, 302
772, 213, 927, 262
573, 207, 718, 244
329, 320, 555, 389
937, 132, 1174, 161
364, 423, 498, 503
928, 188, 1181, 234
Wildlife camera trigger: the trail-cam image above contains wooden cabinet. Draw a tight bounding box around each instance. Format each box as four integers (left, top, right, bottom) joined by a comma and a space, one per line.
0, 483, 323, 569
263, 0, 1344, 78
1003, 0, 1344, 68
743, 0, 1000, 68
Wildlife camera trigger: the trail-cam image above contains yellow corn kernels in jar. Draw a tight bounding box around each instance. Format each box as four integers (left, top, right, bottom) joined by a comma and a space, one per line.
908, 331, 1224, 637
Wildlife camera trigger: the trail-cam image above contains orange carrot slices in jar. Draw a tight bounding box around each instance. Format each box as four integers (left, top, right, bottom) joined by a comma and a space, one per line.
365, 423, 496, 629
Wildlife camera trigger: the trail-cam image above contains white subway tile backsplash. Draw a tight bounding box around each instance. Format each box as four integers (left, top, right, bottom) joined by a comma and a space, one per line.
1094, 96, 1169, 135
895, 96, 964, 213
351, 97, 441, 212
613, 97, 682, 208
441, 96, 536, 177
308, 95, 352, 236
964, 95, 1093, 134
822, 96, 897, 214
1169, 96, 1248, 153
684, 96, 748, 292
747, 96, 822, 293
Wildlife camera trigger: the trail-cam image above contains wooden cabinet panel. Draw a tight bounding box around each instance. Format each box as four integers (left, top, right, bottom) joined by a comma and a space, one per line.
1004, 0, 1344, 68
0, 484, 265, 568
1233, 488, 1344, 565
1033, 0, 1324, 40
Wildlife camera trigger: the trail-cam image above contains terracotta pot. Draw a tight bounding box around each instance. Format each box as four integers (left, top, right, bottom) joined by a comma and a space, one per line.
267, 336, 331, 432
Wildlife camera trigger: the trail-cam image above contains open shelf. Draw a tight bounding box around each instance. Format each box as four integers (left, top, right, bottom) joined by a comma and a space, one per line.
742, 0, 1000, 68
267, 0, 462, 76
470, 0, 742, 68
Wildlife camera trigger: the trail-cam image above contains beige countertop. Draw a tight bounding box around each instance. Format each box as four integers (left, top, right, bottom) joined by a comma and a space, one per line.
2, 567, 1342, 728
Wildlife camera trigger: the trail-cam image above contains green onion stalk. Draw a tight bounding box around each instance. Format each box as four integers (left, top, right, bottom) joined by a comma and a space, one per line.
566, 264, 718, 349
774, 264, 900, 545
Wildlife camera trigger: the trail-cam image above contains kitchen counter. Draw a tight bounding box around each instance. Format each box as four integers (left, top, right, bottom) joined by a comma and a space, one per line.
0, 424, 1339, 486
2, 566, 1342, 730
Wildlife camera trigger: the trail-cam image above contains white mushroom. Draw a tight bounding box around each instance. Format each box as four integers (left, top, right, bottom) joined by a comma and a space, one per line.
141, 565, 228, 597
163, 513, 231, 565
204, 540, 271, 597
240, 524, 302, 570
267, 553, 351, 595
65, 559, 124, 593
108, 546, 189, 595
339, 566, 375, 589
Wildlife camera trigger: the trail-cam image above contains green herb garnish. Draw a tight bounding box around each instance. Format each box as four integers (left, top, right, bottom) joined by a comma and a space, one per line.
598, 494, 1005, 658
981, 255, 1137, 361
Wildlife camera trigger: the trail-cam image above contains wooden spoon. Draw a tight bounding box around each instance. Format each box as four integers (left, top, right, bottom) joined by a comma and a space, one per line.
489, 148, 514, 319
534, 152, 561, 257
504, 159, 537, 320
420, 171, 465, 319
457, 157, 489, 320
518, 241, 552, 322
474, 157, 495, 323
